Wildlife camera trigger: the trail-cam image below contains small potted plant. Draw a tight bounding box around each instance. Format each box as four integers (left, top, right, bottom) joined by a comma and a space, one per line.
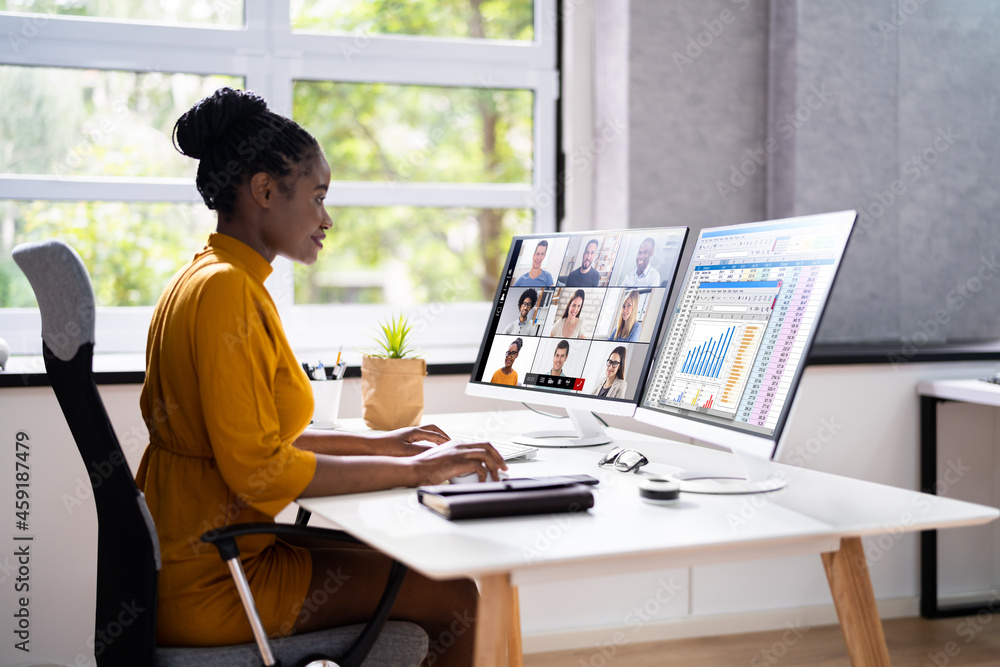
360, 313, 427, 430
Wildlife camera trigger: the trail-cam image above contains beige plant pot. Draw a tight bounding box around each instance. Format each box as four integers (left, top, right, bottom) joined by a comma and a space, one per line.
360, 355, 427, 430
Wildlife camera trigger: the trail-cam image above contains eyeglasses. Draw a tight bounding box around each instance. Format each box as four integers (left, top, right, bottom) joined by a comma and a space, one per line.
505, 350, 518, 357
606, 358, 621, 367
598, 447, 648, 473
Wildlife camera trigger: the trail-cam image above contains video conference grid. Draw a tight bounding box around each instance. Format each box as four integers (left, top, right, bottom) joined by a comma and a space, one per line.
476, 229, 686, 402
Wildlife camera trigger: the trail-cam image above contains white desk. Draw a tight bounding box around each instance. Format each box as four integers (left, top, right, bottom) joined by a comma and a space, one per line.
298, 411, 999, 667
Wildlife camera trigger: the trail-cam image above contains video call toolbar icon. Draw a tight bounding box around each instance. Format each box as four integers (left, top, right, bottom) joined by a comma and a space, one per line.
524, 373, 583, 391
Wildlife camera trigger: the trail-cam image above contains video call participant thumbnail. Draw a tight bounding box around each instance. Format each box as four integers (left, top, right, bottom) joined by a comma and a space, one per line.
550, 289, 587, 339
608, 290, 641, 342
592, 345, 628, 398
525, 338, 589, 392
620, 237, 660, 287
503, 288, 538, 335
514, 240, 555, 287
565, 239, 600, 287
491, 337, 523, 386
550, 339, 570, 376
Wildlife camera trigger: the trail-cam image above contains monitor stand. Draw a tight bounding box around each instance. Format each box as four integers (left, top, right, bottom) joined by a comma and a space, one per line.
670, 448, 788, 494
510, 408, 612, 448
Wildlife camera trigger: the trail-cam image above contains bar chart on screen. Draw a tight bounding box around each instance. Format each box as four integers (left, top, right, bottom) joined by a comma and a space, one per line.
667, 321, 764, 414
661, 279, 780, 416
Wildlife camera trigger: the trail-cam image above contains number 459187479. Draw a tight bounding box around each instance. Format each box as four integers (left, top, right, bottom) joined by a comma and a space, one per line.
15, 431, 29, 530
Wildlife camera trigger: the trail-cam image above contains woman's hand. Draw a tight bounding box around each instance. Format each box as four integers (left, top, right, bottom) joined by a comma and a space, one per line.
406, 441, 508, 486
373, 424, 451, 457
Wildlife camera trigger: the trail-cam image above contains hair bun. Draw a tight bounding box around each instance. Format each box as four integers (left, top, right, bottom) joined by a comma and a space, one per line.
173, 87, 268, 160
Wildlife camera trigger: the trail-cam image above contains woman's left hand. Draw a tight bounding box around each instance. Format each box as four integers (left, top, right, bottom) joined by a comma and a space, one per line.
375, 424, 451, 456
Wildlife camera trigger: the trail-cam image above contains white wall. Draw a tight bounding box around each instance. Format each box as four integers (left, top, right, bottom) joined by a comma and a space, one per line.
1, 360, 999, 664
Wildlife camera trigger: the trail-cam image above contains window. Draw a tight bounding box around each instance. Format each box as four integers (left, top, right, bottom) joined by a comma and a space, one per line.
0, 0, 558, 361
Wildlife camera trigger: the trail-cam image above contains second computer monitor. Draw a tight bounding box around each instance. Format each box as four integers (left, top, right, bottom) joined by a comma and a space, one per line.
635, 210, 857, 489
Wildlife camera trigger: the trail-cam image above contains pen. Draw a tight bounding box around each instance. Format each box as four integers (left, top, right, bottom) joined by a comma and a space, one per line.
336, 345, 342, 366
313, 362, 327, 381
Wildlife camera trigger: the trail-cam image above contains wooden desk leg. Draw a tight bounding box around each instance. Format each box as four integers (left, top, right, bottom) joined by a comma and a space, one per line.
821, 537, 892, 667
476, 574, 512, 667
508, 585, 524, 667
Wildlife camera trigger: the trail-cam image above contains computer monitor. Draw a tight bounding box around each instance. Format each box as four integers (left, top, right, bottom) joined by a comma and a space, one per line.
635, 210, 857, 493
466, 227, 689, 446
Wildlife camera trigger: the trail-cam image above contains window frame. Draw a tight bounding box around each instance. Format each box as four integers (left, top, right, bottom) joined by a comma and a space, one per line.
0, 0, 559, 360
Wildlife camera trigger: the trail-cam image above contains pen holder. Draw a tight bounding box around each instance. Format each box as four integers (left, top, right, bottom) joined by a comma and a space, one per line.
311, 379, 343, 429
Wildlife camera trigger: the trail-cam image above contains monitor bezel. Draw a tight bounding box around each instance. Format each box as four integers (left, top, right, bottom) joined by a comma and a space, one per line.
634, 210, 858, 460
466, 226, 690, 416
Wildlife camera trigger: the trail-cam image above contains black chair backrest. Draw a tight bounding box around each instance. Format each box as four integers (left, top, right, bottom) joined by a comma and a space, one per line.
13, 240, 159, 666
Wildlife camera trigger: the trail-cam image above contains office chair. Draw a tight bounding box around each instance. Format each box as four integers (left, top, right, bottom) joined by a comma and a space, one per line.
13, 240, 428, 667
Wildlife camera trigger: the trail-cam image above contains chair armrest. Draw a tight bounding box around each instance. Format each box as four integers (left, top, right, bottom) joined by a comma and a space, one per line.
201, 522, 362, 561
201, 522, 410, 667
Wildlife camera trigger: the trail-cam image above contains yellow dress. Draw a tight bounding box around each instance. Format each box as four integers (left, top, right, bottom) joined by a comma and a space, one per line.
135, 233, 318, 646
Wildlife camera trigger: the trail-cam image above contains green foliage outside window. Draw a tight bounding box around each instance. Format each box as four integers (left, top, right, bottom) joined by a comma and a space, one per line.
0, 0, 243, 25
0, 201, 213, 308
0, 66, 237, 178
298, 81, 533, 184
292, 0, 533, 41
293, 206, 530, 305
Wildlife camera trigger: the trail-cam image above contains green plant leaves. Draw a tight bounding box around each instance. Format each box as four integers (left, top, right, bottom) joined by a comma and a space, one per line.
370, 312, 419, 359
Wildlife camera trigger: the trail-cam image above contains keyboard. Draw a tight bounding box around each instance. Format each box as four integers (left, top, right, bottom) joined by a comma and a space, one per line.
449, 436, 538, 461
491, 441, 539, 461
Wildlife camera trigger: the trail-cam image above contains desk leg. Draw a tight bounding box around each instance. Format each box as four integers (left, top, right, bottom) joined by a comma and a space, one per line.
508, 586, 524, 667
475, 574, 512, 667
821, 537, 891, 667
919, 394, 941, 618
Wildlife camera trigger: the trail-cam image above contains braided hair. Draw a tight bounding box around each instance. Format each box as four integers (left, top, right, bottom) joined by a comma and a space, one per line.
172, 87, 320, 214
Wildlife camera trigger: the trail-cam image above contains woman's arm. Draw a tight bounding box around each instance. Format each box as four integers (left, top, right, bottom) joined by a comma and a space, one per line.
294, 424, 449, 457
299, 441, 507, 497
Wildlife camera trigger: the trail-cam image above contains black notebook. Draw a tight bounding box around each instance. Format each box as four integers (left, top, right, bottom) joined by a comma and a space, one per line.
417, 475, 597, 520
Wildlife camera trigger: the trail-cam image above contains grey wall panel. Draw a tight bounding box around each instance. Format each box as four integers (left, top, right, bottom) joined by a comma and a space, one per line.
896, 2, 1000, 345
627, 0, 1000, 345
765, 0, 798, 220
630, 0, 770, 234
787, 0, 901, 343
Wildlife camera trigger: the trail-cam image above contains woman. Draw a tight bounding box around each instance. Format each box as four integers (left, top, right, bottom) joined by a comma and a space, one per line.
592, 346, 628, 398
608, 290, 641, 342
549, 289, 586, 339
135, 88, 504, 664
490, 337, 522, 386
